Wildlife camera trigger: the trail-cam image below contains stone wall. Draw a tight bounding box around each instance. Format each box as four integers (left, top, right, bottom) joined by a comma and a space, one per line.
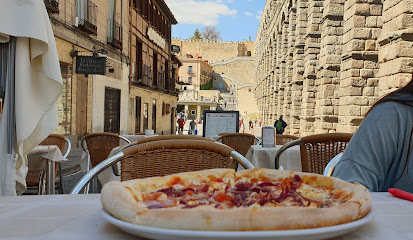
173, 38, 260, 118
172, 38, 255, 62
255, 0, 413, 136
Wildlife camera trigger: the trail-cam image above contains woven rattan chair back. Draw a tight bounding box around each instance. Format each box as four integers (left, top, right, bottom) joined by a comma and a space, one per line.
26, 134, 70, 194
217, 133, 257, 157
120, 140, 237, 181
82, 133, 121, 168
137, 135, 215, 144
276, 134, 299, 145
300, 133, 352, 174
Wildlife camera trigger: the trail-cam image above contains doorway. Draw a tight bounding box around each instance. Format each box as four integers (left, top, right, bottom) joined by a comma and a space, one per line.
76, 75, 88, 140
104, 87, 121, 133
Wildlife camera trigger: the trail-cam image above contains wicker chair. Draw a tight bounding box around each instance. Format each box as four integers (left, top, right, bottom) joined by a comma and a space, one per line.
111, 135, 216, 176
70, 140, 254, 194
26, 134, 71, 194
135, 132, 145, 135
276, 134, 299, 145
80, 133, 131, 168
216, 133, 261, 157
274, 133, 353, 175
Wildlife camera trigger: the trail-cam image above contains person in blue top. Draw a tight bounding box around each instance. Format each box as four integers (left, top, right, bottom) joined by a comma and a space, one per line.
333, 80, 413, 193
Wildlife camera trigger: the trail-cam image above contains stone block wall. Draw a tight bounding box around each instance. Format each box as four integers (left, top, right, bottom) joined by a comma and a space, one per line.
172, 38, 255, 62
255, 0, 413, 136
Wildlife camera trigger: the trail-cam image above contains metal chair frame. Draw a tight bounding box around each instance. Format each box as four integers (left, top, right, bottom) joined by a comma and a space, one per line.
323, 152, 343, 176
38, 135, 71, 194
71, 140, 254, 194
79, 133, 130, 193
274, 133, 352, 174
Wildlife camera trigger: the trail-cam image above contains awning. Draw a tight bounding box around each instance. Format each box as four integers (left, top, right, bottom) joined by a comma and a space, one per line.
0, 0, 62, 195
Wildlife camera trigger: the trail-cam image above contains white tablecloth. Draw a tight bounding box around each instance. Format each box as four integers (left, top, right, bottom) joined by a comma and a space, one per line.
27, 145, 68, 171
80, 135, 159, 185
244, 145, 301, 171
121, 134, 158, 145
0, 193, 412, 239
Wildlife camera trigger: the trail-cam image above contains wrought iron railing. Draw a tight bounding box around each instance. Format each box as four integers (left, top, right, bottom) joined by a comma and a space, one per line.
44, 0, 59, 13
107, 19, 122, 49
157, 71, 165, 89
142, 64, 152, 86
78, 0, 97, 35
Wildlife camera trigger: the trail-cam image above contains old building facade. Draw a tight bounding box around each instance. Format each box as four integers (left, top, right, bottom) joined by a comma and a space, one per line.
172, 38, 260, 120
47, 0, 130, 144
177, 55, 218, 120
128, 0, 179, 135
254, 0, 413, 136
44, 0, 178, 143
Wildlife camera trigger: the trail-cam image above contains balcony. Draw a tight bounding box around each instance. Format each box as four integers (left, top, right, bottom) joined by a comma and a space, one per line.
78, 0, 97, 35
44, 0, 59, 14
157, 71, 165, 89
142, 64, 152, 86
107, 19, 122, 50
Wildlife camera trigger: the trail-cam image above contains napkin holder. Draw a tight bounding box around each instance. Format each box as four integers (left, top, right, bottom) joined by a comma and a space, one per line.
261, 126, 276, 147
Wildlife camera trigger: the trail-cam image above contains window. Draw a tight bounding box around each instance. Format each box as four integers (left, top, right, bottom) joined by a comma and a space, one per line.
191, 110, 196, 115
162, 102, 166, 115
188, 66, 192, 73
152, 99, 157, 131
143, 103, 149, 130
188, 77, 192, 84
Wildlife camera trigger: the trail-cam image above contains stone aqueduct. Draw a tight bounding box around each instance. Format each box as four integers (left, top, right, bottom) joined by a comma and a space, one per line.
254, 0, 413, 136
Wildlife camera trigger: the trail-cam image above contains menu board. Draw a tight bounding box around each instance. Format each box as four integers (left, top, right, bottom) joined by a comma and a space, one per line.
262, 126, 276, 147
203, 111, 239, 138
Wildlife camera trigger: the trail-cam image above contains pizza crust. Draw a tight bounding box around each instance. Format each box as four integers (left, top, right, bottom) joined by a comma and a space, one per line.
101, 168, 371, 231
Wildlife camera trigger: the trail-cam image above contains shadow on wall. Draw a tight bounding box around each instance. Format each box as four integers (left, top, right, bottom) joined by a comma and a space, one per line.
212, 72, 230, 92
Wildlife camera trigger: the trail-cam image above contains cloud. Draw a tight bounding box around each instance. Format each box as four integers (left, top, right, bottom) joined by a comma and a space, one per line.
166, 0, 237, 26
245, 11, 252, 16
256, 11, 262, 20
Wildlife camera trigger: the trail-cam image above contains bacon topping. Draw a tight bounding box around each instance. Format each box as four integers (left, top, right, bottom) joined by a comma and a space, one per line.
138, 174, 339, 209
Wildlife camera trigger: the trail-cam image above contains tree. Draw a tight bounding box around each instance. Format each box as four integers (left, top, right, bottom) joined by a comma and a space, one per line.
191, 28, 202, 40
201, 26, 221, 41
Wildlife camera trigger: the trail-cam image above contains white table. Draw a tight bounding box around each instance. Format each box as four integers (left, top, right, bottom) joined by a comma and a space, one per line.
244, 145, 301, 171
120, 134, 158, 145
0, 193, 412, 239
27, 145, 68, 195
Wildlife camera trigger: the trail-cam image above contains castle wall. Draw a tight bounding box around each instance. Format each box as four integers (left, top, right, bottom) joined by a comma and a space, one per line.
172, 38, 255, 62
255, 0, 413, 136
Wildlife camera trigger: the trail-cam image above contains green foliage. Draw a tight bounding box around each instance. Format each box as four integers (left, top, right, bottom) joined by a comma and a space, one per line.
191, 28, 202, 40
200, 80, 213, 90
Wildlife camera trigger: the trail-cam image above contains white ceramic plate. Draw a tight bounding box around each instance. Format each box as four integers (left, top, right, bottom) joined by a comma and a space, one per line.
102, 209, 375, 240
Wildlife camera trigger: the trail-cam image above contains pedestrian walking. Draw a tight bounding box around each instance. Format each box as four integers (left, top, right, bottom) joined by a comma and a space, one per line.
274, 115, 287, 134
189, 119, 197, 135
177, 117, 185, 134
249, 120, 252, 130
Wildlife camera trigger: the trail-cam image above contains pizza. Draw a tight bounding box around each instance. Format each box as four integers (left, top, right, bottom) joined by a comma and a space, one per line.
101, 168, 371, 231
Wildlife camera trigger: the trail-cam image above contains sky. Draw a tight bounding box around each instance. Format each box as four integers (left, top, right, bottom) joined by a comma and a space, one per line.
165, 0, 266, 42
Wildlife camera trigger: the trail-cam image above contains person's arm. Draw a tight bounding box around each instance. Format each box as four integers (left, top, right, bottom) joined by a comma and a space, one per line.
333, 103, 405, 191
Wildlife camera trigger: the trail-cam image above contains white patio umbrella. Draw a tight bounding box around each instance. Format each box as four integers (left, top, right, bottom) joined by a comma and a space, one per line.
0, 0, 62, 195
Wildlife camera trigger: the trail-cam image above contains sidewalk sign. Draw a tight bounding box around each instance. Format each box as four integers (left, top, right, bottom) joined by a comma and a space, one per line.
202, 111, 239, 138
262, 126, 276, 147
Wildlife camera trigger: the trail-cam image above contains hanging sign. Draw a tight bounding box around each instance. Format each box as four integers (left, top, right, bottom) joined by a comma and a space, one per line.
147, 27, 166, 50
75, 56, 107, 75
